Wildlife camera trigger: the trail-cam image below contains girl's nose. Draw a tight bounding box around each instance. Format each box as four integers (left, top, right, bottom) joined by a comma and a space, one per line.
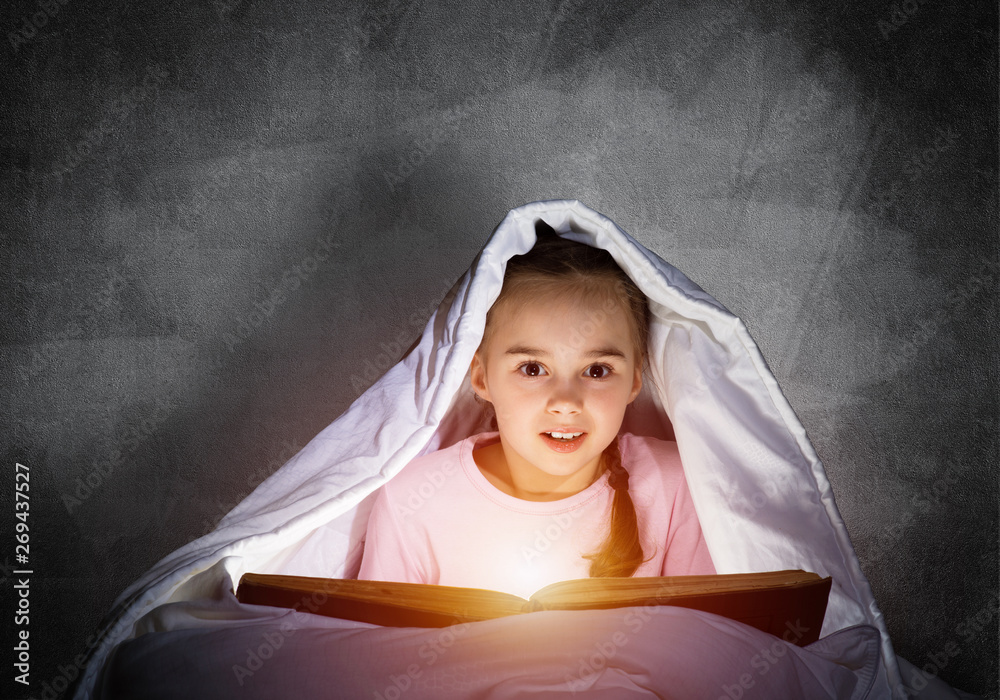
546, 379, 583, 414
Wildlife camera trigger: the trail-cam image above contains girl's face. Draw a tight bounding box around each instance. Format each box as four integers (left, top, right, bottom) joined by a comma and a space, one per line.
470, 290, 643, 499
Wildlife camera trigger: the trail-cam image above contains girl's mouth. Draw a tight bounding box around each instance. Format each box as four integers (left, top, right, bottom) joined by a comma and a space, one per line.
541, 431, 586, 453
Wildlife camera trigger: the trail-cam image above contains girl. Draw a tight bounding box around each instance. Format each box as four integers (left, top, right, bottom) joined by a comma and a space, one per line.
358, 228, 714, 598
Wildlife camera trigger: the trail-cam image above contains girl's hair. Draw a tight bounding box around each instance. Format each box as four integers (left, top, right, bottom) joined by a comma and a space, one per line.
479, 221, 651, 578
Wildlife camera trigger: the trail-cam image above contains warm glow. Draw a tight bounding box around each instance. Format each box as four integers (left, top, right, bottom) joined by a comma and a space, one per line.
489, 557, 573, 600
517, 563, 548, 599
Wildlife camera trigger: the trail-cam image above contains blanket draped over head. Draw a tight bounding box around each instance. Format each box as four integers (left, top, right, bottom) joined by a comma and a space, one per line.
75, 200, 902, 698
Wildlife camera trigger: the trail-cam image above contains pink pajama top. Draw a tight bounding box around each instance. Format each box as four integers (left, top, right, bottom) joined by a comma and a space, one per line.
359, 431, 715, 599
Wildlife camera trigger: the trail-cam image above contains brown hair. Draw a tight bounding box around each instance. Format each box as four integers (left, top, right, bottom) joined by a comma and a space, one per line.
479, 222, 650, 578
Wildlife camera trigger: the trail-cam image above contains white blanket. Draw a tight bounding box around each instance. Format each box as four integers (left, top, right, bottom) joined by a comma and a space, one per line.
98, 578, 882, 699
76, 200, 907, 698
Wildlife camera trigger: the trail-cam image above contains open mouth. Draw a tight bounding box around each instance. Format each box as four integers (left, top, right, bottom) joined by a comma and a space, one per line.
540, 431, 587, 453
545, 431, 583, 441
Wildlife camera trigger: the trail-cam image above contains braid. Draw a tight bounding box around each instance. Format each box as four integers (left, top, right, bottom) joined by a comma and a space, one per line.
584, 436, 645, 578
607, 460, 630, 491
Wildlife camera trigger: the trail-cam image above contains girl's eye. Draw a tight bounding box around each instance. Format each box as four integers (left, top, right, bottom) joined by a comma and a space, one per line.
586, 364, 612, 379
518, 362, 546, 377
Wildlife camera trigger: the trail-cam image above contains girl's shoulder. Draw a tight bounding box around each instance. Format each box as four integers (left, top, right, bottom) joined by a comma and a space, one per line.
618, 433, 685, 479
380, 432, 491, 495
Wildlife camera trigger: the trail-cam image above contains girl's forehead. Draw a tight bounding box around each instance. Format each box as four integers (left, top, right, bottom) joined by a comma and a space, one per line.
479, 279, 645, 360
487, 293, 635, 349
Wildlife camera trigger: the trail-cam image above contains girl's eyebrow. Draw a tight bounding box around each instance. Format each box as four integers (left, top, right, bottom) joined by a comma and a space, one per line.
504, 345, 627, 359
587, 348, 627, 360
505, 345, 545, 356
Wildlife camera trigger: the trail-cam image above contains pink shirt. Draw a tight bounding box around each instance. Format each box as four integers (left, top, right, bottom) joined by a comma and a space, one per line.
359, 432, 715, 599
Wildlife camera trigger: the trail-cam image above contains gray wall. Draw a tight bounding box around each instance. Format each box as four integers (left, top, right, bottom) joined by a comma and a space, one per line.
3, 0, 996, 697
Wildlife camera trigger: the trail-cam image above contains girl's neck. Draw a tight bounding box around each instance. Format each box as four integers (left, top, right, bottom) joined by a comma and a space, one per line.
472, 441, 604, 502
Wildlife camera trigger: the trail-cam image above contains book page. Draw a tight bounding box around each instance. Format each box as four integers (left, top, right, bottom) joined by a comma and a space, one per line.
529, 571, 822, 609
239, 575, 531, 621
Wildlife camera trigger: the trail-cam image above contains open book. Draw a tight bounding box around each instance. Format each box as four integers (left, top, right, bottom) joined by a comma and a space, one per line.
236, 570, 831, 646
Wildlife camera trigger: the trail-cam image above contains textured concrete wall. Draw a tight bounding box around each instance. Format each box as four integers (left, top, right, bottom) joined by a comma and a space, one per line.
2, 0, 996, 697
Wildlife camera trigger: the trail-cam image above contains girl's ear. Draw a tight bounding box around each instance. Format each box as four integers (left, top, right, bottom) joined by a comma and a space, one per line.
627, 366, 643, 404
470, 352, 491, 402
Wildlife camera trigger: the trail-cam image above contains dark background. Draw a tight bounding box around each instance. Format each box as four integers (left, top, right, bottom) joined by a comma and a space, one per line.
2, 0, 996, 697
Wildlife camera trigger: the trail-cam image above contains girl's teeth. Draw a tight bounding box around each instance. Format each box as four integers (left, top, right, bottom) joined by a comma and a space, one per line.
548, 432, 582, 440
